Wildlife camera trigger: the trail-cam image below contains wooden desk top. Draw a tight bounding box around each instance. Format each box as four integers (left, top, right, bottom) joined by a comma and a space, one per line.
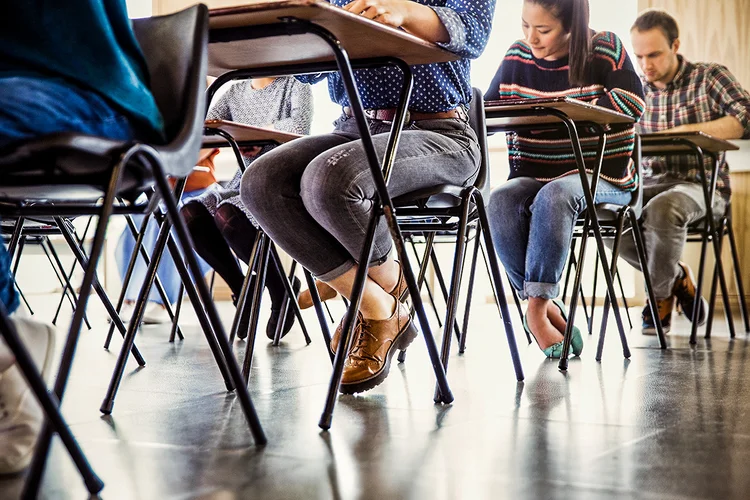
208, 0, 457, 76
484, 97, 634, 128
639, 131, 740, 155
203, 120, 302, 147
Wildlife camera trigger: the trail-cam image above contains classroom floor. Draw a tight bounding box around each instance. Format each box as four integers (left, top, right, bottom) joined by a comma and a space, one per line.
1, 294, 749, 500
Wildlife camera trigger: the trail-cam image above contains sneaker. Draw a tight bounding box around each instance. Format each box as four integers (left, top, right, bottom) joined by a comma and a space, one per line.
142, 302, 171, 325
0, 317, 56, 474
642, 297, 673, 335
266, 277, 302, 340
673, 262, 708, 326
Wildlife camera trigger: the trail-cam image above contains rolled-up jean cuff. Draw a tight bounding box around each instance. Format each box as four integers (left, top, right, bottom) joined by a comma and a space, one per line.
524, 282, 559, 300
317, 260, 357, 282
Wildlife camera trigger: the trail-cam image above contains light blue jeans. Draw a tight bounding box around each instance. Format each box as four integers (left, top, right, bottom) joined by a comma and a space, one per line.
115, 189, 212, 305
489, 174, 631, 300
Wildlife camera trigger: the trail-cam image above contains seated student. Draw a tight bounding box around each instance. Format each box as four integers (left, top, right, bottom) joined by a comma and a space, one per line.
180, 76, 313, 339
485, 0, 645, 357
0, 0, 163, 473
241, 0, 493, 393
114, 153, 216, 325
623, 9, 750, 334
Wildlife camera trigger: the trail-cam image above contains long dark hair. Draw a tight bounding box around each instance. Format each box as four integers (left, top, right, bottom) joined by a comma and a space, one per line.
526, 0, 591, 86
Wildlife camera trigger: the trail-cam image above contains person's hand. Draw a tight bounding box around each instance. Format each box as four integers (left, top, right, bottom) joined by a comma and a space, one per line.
240, 146, 263, 157
343, 0, 411, 28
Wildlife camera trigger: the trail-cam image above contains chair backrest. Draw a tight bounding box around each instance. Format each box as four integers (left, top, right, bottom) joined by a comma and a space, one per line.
468, 87, 491, 204
132, 4, 208, 177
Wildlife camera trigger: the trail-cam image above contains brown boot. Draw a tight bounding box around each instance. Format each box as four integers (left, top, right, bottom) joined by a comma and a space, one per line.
340, 302, 418, 394
329, 261, 410, 355
298, 280, 338, 310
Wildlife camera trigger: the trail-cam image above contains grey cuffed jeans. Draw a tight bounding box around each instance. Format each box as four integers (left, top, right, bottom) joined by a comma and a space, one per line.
615, 181, 727, 299
240, 112, 480, 280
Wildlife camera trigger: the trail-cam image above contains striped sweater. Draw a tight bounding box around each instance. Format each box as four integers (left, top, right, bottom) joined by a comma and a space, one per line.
485, 31, 645, 190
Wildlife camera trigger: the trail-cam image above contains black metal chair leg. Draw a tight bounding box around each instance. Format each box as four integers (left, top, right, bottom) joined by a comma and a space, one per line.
241, 235, 271, 382
42, 237, 91, 330
429, 248, 463, 343
596, 210, 626, 360
230, 232, 262, 344
433, 193, 472, 401
475, 197, 524, 381
589, 253, 599, 335
270, 250, 311, 345
0, 305, 104, 495
169, 283, 185, 342
615, 265, 633, 329
24, 159, 128, 498
408, 234, 443, 326
726, 218, 750, 333
705, 218, 726, 339
630, 211, 667, 348
562, 238, 578, 304
305, 269, 333, 362
150, 153, 266, 445
458, 224, 481, 354
54, 218, 145, 366
690, 228, 710, 344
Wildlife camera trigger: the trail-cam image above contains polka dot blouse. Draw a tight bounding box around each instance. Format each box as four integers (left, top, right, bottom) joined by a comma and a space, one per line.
298, 0, 495, 112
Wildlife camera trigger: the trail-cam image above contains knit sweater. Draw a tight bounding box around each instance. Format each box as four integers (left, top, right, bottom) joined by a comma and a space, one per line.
485, 31, 645, 190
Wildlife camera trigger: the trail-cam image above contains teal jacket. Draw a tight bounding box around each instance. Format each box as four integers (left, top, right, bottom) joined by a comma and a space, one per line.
0, 0, 164, 139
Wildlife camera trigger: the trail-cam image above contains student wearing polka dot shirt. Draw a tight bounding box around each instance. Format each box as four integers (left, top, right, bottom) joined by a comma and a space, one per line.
241, 0, 494, 394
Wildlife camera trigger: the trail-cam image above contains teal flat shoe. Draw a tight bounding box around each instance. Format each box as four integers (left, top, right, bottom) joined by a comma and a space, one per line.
551, 299, 584, 356
523, 312, 571, 359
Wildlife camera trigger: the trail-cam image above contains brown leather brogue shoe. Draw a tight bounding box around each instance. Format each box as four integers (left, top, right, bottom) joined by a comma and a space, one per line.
329, 261, 410, 355
339, 302, 418, 394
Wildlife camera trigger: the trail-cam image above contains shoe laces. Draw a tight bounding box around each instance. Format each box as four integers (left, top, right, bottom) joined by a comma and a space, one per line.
348, 321, 380, 363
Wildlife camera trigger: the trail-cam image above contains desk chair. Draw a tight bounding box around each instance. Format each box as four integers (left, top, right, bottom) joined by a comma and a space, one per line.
0, 6, 266, 497
581, 136, 668, 355
392, 87, 523, 381
691, 201, 750, 338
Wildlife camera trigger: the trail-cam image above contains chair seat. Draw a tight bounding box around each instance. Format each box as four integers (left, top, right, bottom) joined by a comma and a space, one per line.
392, 184, 466, 209
0, 133, 153, 200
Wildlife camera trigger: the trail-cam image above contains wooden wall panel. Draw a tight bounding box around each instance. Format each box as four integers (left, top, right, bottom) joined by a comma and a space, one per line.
637, 0, 750, 87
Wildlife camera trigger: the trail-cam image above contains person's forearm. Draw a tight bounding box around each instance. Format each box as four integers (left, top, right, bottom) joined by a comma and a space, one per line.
401, 2, 449, 43
671, 115, 745, 140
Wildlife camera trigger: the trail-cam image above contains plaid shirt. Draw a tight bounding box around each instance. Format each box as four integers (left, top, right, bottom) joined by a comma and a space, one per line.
637, 56, 750, 201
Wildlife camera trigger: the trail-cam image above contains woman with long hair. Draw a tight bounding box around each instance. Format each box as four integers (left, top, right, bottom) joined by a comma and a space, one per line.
485, 0, 645, 357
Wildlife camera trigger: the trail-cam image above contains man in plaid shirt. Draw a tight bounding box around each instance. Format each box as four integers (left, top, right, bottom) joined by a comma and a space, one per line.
620, 9, 750, 334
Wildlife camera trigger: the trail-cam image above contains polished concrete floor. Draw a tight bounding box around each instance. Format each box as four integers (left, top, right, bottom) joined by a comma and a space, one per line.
2, 294, 750, 500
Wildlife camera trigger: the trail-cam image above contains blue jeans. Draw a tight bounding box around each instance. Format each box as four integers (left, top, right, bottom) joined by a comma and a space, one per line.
115, 190, 212, 305
0, 76, 141, 313
488, 175, 631, 300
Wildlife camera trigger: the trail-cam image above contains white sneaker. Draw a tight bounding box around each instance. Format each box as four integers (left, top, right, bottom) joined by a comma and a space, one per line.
0, 317, 56, 474
142, 302, 171, 325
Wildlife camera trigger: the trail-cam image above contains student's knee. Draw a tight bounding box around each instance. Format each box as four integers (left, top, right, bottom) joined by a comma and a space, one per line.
300, 146, 367, 217
532, 178, 583, 217
240, 157, 276, 216
643, 192, 701, 230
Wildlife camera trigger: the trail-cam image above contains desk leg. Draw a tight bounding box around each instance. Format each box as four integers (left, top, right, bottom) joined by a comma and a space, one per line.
318, 46, 453, 430
558, 118, 629, 371
690, 152, 734, 342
